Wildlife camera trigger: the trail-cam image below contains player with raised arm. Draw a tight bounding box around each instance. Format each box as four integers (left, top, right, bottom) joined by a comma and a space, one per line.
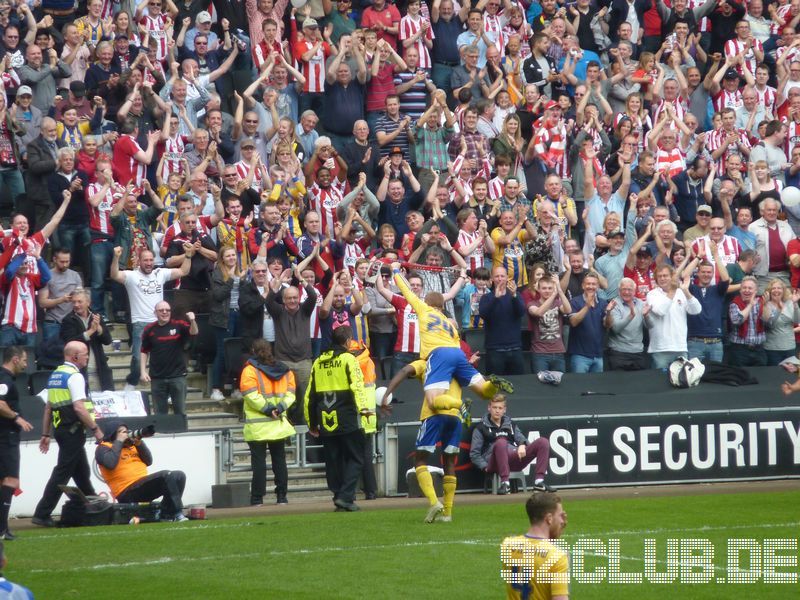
501, 492, 569, 600
389, 261, 513, 414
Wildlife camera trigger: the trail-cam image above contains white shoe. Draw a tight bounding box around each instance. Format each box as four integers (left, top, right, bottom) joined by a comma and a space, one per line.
210, 389, 225, 402
424, 501, 444, 523
231, 389, 243, 402
173, 513, 189, 522
124, 384, 136, 392
435, 514, 452, 523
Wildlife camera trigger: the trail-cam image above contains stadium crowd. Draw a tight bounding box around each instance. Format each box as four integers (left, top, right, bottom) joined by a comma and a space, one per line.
0, 0, 799, 407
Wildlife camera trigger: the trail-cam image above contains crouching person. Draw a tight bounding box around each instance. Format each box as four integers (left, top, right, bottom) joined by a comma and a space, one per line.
96, 421, 188, 522
470, 395, 555, 494
240, 339, 296, 506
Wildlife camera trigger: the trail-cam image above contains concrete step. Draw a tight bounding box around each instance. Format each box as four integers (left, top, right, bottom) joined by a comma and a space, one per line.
187, 412, 242, 431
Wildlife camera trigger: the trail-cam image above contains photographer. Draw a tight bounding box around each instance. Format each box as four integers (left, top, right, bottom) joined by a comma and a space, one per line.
96, 421, 188, 522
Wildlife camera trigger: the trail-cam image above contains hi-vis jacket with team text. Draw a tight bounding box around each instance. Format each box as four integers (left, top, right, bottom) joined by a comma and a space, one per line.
240, 359, 297, 442
304, 345, 368, 436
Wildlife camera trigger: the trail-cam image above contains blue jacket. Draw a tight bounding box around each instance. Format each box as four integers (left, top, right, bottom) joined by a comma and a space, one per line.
478, 290, 525, 350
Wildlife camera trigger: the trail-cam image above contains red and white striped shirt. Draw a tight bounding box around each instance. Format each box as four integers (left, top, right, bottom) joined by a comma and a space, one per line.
235, 160, 264, 191
253, 39, 282, 73
456, 229, 485, 273
777, 45, 800, 64
111, 134, 146, 187
688, 0, 711, 31
691, 235, 742, 282
483, 11, 507, 53
161, 215, 214, 251
532, 119, 569, 178
293, 39, 330, 93
707, 127, 751, 172
139, 12, 168, 62
390, 294, 420, 354
301, 284, 324, 339
399, 14, 434, 70
342, 239, 370, 274
755, 85, 778, 115
712, 89, 743, 113
652, 97, 686, 126
2, 270, 41, 333
308, 180, 346, 235
160, 134, 186, 181
654, 146, 686, 179
777, 5, 797, 34
724, 38, 763, 76
86, 182, 121, 236
785, 119, 800, 157
488, 176, 505, 201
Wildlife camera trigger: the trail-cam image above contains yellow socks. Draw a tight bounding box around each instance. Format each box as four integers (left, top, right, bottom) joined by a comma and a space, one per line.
430, 394, 462, 411
415, 466, 439, 506
442, 475, 457, 517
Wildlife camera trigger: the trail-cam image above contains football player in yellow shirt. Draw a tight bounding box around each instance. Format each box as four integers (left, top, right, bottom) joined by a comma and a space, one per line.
382, 356, 468, 523
501, 493, 570, 600
389, 262, 513, 414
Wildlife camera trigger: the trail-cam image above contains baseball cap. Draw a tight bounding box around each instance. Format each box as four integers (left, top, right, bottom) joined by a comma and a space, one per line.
544, 100, 559, 110
16, 85, 32, 96
302, 17, 319, 29
69, 81, 86, 97
240, 137, 257, 149
196, 10, 212, 24
696, 204, 712, 214
389, 146, 403, 155
723, 68, 740, 80
608, 229, 625, 238
636, 246, 653, 257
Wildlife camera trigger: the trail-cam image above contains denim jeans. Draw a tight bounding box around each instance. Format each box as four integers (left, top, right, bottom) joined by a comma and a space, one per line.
57, 223, 91, 277
570, 354, 603, 373
151, 376, 187, 416
42, 321, 62, 343
0, 168, 25, 206
392, 351, 419, 379
687, 340, 723, 363
211, 310, 240, 389
650, 351, 686, 370
532, 353, 566, 373
766, 348, 795, 366
90, 240, 115, 315
0, 326, 36, 347
127, 321, 149, 386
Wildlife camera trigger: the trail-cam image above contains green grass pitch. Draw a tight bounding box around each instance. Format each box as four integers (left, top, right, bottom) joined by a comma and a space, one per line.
7, 490, 799, 599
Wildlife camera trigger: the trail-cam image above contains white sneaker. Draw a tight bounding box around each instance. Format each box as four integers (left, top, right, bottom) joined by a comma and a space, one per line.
173, 513, 189, 522
231, 389, 243, 402
124, 384, 136, 392
435, 514, 452, 523
424, 501, 444, 523
210, 389, 225, 402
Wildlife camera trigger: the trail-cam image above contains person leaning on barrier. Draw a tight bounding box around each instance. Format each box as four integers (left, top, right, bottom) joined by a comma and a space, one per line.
304, 325, 370, 513
95, 420, 188, 522
240, 339, 296, 507
32, 341, 103, 528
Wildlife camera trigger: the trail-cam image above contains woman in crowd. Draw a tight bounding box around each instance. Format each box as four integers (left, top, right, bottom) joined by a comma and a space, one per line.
210, 246, 242, 402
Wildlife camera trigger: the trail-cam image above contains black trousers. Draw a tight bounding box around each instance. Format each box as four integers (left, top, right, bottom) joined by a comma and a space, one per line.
361, 433, 377, 496
606, 349, 650, 371
247, 440, 288, 498
34, 426, 95, 519
322, 431, 365, 504
116, 470, 186, 518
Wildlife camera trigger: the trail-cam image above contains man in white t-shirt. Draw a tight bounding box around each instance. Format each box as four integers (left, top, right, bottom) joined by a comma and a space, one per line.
110, 246, 192, 390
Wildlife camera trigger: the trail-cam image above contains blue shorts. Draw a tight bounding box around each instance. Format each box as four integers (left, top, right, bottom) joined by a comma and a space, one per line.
415, 414, 463, 454
424, 346, 482, 391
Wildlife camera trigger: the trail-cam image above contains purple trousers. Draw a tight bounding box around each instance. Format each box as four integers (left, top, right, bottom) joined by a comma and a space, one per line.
486, 437, 550, 480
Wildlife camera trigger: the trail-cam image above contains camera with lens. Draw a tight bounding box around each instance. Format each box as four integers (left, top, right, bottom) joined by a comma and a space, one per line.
128, 424, 156, 441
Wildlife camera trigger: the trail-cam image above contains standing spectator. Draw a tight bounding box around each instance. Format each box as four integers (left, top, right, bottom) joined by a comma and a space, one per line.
59, 289, 114, 393
478, 266, 526, 375
38, 249, 82, 342
25, 118, 65, 230
294, 18, 331, 118
111, 119, 160, 187
646, 264, 703, 369
469, 394, 553, 495
341, 120, 381, 190
606, 277, 650, 371
763, 279, 800, 365
110, 246, 191, 391
209, 247, 242, 402
110, 182, 164, 274
0, 347, 34, 540
32, 342, 104, 528
751, 198, 793, 291
567, 272, 609, 373
430, 0, 465, 101
361, 0, 402, 48
240, 339, 296, 505
728, 275, 768, 366
0, 242, 51, 347
304, 325, 369, 513
324, 40, 368, 152
319, 282, 363, 352
140, 302, 198, 416
687, 253, 731, 363
526, 274, 571, 373
165, 211, 219, 316
266, 264, 318, 424
238, 258, 275, 351
0, 94, 25, 209
375, 267, 423, 375
47, 148, 90, 276
17, 44, 72, 112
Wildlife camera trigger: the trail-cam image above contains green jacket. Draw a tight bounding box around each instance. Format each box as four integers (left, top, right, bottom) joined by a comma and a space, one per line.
111, 206, 162, 269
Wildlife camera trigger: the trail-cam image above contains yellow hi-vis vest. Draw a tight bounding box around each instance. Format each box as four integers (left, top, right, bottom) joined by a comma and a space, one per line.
47, 363, 94, 429
240, 361, 297, 442
349, 341, 377, 434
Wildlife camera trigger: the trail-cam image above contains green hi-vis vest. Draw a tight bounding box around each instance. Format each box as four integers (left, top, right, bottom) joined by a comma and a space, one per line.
47, 364, 94, 429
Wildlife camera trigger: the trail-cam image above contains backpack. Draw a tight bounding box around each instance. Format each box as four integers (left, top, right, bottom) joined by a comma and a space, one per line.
668, 357, 705, 388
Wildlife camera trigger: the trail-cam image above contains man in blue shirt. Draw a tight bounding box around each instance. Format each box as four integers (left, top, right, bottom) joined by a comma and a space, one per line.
478, 266, 526, 375
687, 251, 730, 363
568, 273, 611, 373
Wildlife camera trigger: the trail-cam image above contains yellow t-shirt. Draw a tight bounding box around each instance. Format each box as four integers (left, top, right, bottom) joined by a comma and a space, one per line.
491, 227, 528, 287
409, 359, 462, 421
501, 535, 570, 600
394, 272, 460, 360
